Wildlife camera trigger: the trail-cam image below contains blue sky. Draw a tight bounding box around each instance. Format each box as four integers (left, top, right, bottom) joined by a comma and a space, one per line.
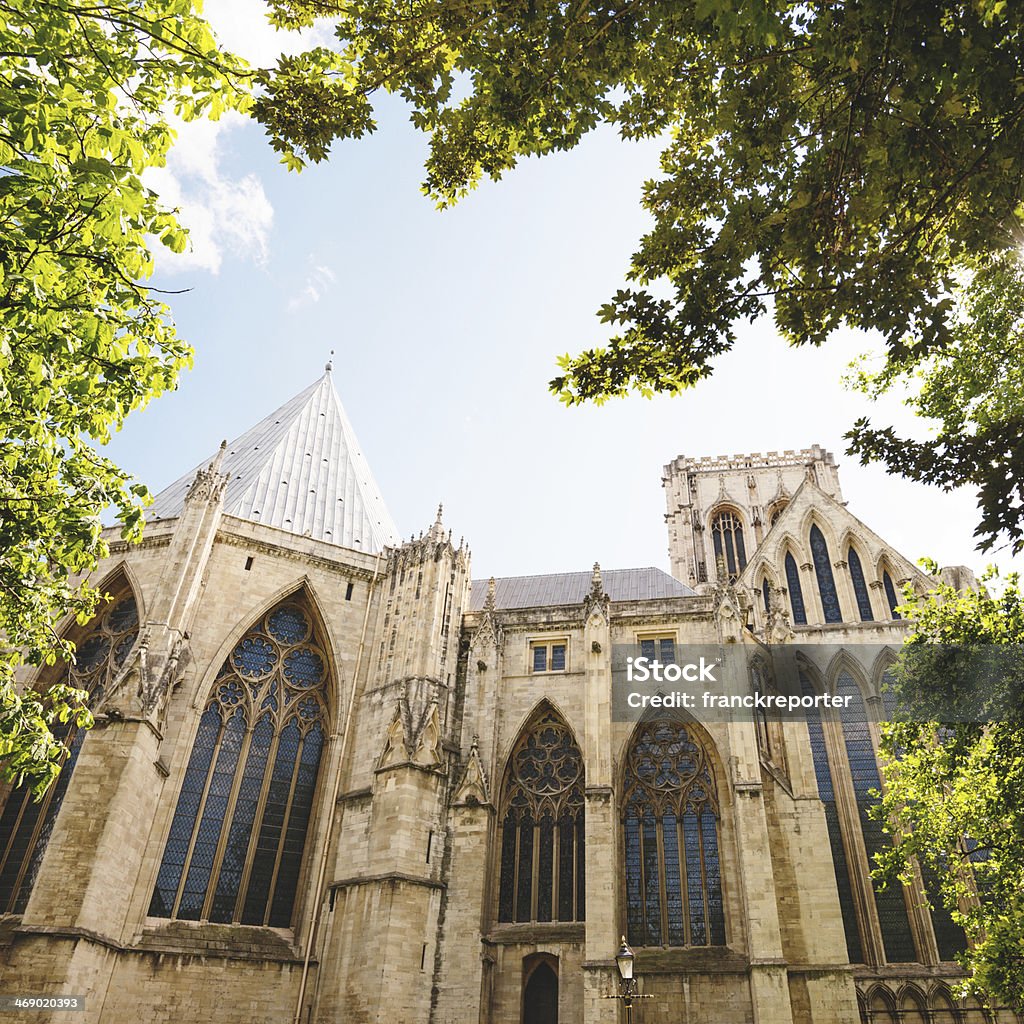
105, 2, 1022, 582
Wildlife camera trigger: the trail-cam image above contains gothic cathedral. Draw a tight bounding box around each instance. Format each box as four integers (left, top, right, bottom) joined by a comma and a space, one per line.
0, 369, 1012, 1024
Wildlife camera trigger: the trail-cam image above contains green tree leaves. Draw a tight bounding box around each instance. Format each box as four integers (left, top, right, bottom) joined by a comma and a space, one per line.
0, 0, 254, 789
260, 0, 1024, 552
877, 573, 1024, 1010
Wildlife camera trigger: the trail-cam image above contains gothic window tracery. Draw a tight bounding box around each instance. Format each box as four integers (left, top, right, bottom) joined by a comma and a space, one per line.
785, 552, 807, 625
848, 547, 874, 621
710, 509, 747, 581
148, 598, 329, 928
0, 587, 139, 914
497, 708, 584, 924
810, 525, 843, 623
622, 720, 725, 948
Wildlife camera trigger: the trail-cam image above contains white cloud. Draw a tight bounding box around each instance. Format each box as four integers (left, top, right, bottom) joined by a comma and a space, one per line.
288, 261, 337, 310
145, 0, 335, 276
203, 0, 336, 66
148, 112, 273, 276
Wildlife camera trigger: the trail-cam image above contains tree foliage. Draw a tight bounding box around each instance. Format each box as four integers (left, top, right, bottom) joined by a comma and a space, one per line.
261, 0, 1024, 551
0, 0, 322, 792
848, 253, 1024, 553
876, 571, 1024, 1011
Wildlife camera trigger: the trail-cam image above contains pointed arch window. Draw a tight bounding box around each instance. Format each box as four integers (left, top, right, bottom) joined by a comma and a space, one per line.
785, 553, 807, 625
497, 708, 584, 924
149, 599, 329, 928
847, 547, 874, 621
882, 571, 901, 619
710, 509, 746, 581
622, 720, 725, 947
810, 525, 843, 623
835, 671, 916, 962
801, 672, 863, 962
0, 589, 139, 914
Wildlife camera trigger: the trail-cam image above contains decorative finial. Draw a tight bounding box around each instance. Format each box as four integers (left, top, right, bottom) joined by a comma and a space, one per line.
210, 439, 228, 473
325, 349, 334, 373
485, 576, 497, 611
590, 561, 603, 595
436, 502, 443, 525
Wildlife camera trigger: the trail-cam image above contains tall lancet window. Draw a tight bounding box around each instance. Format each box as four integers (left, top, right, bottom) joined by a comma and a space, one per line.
149, 598, 329, 928
623, 720, 726, 948
497, 707, 585, 924
836, 671, 916, 962
710, 509, 746, 580
882, 571, 901, 619
847, 547, 874, 621
810, 525, 843, 623
801, 672, 862, 962
785, 552, 807, 625
0, 587, 139, 914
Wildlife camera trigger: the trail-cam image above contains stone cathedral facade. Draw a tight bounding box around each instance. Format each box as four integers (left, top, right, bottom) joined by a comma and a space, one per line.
0, 370, 1014, 1024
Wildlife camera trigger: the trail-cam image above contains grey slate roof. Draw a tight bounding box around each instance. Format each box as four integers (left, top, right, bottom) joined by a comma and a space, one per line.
468, 568, 695, 610
147, 371, 401, 553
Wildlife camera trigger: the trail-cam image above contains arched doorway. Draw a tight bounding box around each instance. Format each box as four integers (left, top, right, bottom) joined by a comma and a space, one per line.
523, 959, 558, 1024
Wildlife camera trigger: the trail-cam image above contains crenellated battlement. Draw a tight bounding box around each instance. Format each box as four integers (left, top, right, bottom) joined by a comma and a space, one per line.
664, 445, 835, 479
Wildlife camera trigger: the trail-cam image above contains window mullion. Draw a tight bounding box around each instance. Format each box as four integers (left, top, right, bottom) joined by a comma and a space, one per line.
676, 813, 689, 945
697, 809, 710, 942
201, 721, 255, 921
552, 814, 560, 920
656, 816, 668, 946
262, 728, 305, 926
530, 820, 540, 921
171, 714, 226, 919
233, 728, 282, 923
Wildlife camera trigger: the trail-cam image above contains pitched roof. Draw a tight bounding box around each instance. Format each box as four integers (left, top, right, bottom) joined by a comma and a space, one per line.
148, 370, 401, 553
468, 568, 695, 610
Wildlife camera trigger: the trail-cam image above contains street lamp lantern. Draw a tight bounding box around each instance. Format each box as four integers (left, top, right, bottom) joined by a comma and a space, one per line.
615, 937, 635, 982
604, 936, 653, 1023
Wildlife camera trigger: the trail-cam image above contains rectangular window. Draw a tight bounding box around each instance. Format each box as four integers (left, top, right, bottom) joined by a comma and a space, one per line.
530, 640, 568, 673
638, 635, 676, 664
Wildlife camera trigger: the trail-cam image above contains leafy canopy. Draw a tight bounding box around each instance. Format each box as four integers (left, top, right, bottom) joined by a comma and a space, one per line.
876, 570, 1024, 1011
0, 0, 318, 792
259, 0, 1024, 551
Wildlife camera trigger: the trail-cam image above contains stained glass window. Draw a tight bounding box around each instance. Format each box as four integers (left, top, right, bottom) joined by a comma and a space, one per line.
711, 510, 747, 581
847, 548, 874, 621
835, 672, 917, 962
880, 678, 966, 963
810, 526, 843, 623
785, 553, 807, 625
882, 572, 901, 619
497, 707, 584, 924
622, 720, 726, 947
149, 599, 329, 928
0, 588, 138, 914
801, 673, 863, 962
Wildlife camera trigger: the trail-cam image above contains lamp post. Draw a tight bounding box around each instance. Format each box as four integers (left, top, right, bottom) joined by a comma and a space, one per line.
615, 937, 637, 1024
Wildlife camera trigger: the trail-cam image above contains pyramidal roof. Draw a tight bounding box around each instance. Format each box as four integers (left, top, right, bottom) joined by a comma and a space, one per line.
148, 368, 401, 553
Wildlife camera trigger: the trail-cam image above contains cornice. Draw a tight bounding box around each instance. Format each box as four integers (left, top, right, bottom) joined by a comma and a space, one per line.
214, 530, 380, 582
